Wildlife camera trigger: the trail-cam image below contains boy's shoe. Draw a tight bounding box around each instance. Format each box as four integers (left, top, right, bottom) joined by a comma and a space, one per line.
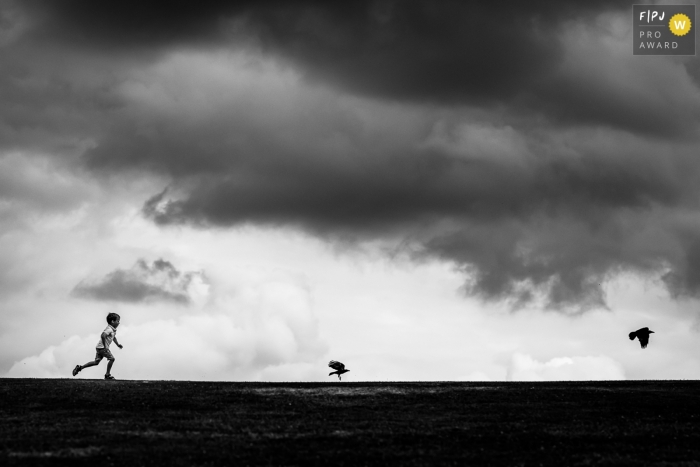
104, 374, 115, 380
72, 365, 81, 376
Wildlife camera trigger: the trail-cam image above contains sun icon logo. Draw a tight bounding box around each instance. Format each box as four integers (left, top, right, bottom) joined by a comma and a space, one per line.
669, 13, 692, 36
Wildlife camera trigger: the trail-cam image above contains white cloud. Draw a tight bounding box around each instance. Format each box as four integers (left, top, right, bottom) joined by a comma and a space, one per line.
506, 352, 625, 381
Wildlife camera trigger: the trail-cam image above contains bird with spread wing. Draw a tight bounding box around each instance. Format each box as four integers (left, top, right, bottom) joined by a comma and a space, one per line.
328, 360, 350, 380
629, 327, 655, 349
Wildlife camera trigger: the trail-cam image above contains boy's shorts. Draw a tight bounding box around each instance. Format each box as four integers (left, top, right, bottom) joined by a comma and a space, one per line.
94, 348, 114, 362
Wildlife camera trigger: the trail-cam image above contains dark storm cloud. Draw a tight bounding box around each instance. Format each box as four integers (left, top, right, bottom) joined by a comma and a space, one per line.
139, 130, 698, 310
17, 0, 622, 48
7, 0, 695, 140
12, 1, 637, 116
241, 1, 631, 110
72, 259, 205, 305
5, 0, 700, 311
143, 144, 685, 231
16, 0, 240, 46
8, 0, 695, 139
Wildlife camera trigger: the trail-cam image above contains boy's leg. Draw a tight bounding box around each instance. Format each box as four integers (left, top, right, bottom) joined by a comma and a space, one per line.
81, 360, 100, 369
74, 350, 104, 375
104, 349, 115, 376
73, 360, 98, 376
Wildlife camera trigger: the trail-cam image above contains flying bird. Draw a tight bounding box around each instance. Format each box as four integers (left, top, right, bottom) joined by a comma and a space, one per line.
629, 327, 655, 349
328, 360, 350, 380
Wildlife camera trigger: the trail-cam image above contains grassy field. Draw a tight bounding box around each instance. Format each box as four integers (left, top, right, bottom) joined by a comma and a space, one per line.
1, 379, 699, 466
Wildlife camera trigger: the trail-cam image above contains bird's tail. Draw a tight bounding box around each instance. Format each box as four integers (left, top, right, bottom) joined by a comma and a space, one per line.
329, 371, 337, 376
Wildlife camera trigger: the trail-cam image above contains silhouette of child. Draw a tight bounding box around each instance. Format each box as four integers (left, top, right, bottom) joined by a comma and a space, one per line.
73, 313, 123, 380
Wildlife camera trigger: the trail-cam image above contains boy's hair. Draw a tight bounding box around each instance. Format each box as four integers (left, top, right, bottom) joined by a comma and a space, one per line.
106, 313, 120, 324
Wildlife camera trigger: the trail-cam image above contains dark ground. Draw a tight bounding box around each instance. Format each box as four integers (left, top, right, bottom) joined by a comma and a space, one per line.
1, 379, 699, 466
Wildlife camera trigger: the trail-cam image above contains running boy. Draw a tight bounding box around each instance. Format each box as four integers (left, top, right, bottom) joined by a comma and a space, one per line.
73, 313, 123, 380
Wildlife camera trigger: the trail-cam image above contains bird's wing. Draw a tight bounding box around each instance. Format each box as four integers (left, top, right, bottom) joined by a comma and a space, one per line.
639, 335, 649, 348
637, 327, 650, 334
328, 360, 345, 371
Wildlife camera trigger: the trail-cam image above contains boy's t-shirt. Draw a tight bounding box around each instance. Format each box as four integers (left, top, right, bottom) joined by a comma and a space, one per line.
96, 325, 117, 349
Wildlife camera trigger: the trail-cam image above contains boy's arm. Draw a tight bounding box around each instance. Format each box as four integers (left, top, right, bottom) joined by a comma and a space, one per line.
101, 332, 108, 349
114, 336, 123, 349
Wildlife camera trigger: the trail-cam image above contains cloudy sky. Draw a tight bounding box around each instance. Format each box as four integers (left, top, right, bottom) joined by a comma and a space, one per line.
1, 0, 699, 382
